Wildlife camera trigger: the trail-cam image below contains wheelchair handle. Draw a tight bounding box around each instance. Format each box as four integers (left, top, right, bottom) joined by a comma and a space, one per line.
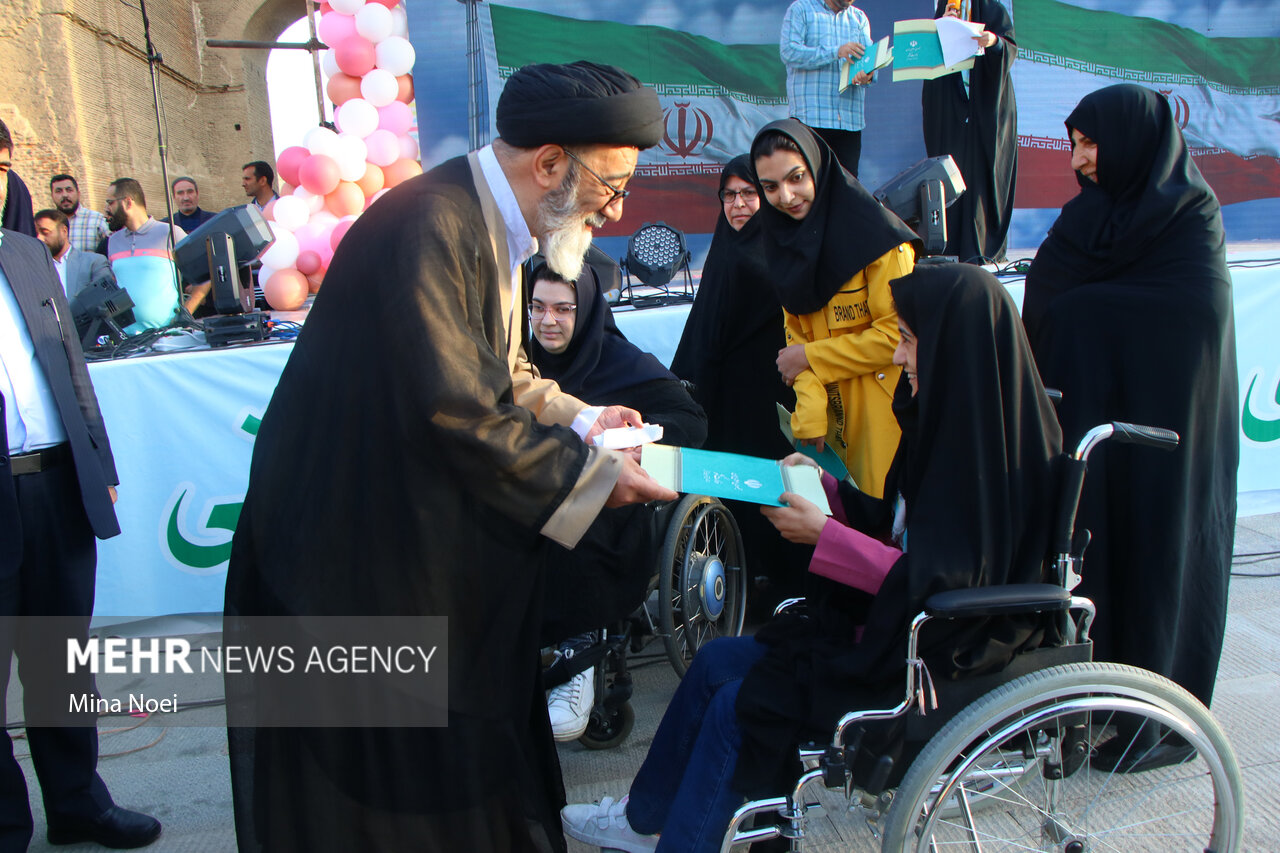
1054, 422, 1180, 555
1072, 422, 1180, 461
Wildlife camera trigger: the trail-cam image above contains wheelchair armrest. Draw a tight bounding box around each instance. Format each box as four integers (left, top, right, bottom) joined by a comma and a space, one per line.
925, 584, 1071, 620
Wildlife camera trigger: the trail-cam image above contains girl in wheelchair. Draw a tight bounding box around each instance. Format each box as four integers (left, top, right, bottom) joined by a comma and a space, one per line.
562, 263, 1063, 852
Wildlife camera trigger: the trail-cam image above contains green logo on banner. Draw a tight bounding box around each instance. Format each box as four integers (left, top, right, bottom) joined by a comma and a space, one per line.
1242, 371, 1280, 444
163, 413, 261, 572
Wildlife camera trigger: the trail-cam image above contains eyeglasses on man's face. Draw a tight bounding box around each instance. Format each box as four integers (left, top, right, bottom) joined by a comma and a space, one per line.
529, 301, 577, 321
562, 148, 630, 207
719, 187, 759, 205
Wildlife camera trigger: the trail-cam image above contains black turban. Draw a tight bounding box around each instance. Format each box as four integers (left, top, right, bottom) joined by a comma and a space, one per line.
496, 61, 663, 149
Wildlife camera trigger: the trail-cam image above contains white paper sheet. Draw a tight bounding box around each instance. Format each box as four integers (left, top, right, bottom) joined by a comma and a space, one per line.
936, 16, 985, 70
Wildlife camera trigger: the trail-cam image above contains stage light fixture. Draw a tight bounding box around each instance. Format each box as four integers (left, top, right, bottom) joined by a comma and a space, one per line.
174, 204, 274, 314
71, 279, 137, 349
621, 222, 694, 306
873, 155, 966, 258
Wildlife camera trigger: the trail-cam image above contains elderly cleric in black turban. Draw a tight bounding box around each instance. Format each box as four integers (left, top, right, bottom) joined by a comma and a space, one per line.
497, 60, 664, 149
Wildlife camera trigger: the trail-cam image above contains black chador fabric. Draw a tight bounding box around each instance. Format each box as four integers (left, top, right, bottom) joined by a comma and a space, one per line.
670, 156, 812, 601
225, 157, 592, 852
1023, 84, 1238, 706
921, 0, 1017, 263
2, 170, 35, 238
734, 264, 1062, 796
750, 119, 919, 316
530, 257, 707, 642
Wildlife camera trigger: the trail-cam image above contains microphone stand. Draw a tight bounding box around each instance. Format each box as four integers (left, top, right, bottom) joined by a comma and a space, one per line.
138, 0, 195, 326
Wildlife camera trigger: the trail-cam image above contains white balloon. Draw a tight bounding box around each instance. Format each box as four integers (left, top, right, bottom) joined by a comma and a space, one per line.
360, 68, 399, 108
271, 195, 311, 232
398, 133, 419, 162
309, 211, 340, 230
328, 0, 364, 14
334, 133, 370, 182
354, 3, 394, 43
375, 36, 415, 77
303, 126, 341, 158
336, 98, 379, 138
294, 187, 326, 214
320, 47, 341, 79
261, 229, 300, 270
390, 7, 408, 38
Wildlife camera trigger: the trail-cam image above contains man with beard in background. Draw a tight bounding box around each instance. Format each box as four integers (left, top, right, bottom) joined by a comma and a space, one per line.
224, 61, 677, 852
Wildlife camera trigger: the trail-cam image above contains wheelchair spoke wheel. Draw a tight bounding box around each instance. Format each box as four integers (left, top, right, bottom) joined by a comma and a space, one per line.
657, 495, 747, 676
882, 662, 1243, 853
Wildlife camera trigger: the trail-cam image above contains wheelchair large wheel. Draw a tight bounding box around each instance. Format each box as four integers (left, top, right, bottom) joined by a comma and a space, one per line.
657, 494, 747, 676
881, 662, 1243, 852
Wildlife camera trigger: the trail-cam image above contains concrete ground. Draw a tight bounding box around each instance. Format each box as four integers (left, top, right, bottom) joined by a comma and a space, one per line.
7, 513, 1279, 852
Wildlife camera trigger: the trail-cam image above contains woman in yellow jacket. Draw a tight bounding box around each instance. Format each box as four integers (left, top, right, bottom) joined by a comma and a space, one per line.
750, 119, 919, 498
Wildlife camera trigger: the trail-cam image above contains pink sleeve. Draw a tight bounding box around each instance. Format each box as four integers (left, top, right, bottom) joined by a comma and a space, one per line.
822, 472, 849, 526
809, 520, 902, 596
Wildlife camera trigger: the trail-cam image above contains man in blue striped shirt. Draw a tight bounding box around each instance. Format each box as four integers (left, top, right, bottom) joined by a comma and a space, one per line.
780, 0, 874, 176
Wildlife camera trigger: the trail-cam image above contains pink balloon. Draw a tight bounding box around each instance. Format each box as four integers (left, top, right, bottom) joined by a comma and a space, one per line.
307, 270, 326, 293
294, 222, 329, 257
295, 250, 323, 276
334, 36, 376, 77
262, 269, 310, 311
330, 216, 358, 250
368, 0, 399, 7
377, 101, 412, 136
260, 197, 276, 222
298, 153, 342, 196
276, 145, 310, 188
317, 11, 357, 46
364, 129, 399, 167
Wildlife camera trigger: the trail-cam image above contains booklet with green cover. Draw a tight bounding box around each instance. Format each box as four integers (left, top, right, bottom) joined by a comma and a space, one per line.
892, 18, 977, 81
641, 444, 831, 514
839, 36, 893, 91
776, 403, 854, 486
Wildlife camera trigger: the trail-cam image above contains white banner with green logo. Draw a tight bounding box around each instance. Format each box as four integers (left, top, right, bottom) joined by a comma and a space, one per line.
88, 344, 292, 624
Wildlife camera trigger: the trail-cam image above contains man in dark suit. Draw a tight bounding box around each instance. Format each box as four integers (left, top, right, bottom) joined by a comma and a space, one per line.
0, 226, 160, 850
33, 210, 115, 303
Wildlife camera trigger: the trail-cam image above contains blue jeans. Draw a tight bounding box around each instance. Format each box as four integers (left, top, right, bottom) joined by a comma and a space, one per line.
626, 636, 768, 852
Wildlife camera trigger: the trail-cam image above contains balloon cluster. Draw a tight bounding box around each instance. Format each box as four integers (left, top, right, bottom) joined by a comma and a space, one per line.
258, 0, 421, 310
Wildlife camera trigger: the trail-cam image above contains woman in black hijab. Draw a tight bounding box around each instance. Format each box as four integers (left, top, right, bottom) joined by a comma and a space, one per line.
921, 0, 1018, 263
561, 264, 1062, 852
671, 155, 787, 460
670, 155, 809, 611
750, 119, 919, 500
1023, 84, 1238, 708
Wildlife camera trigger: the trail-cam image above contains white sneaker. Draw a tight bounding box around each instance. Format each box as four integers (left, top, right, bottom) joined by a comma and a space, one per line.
561, 795, 657, 852
548, 666, 594, 742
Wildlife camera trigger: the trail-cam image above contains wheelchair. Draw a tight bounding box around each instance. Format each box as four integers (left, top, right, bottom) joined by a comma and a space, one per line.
719, 422, 1245, 852
546, 491, 749, 749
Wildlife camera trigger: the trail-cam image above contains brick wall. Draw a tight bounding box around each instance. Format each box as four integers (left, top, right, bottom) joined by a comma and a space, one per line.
1, 0, 301, 219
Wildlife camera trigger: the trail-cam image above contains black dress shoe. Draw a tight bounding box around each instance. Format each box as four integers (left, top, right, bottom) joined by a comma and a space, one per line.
47, 806, 162, 849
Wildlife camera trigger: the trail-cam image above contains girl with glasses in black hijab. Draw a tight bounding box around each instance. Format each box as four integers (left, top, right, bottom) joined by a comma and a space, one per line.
1022, 84, 1238, 711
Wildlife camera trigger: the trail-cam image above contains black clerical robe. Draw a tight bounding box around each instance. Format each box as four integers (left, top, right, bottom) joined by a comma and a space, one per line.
225, 154, 623, 852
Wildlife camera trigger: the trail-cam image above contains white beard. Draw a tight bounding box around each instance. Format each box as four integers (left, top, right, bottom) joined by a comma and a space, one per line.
537, 163, 603, 283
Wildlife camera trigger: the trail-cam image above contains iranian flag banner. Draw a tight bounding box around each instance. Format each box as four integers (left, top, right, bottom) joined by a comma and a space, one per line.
1011, 0, 1280, 210
478, 3, 790, 236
